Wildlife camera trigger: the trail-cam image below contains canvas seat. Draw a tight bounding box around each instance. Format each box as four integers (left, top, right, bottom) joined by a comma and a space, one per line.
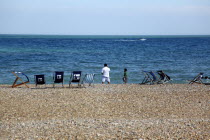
11, 72, 30, 88
189, 73, 204, 84
81, 74, 95, 87
53, 71, 64, 87
69, 71, 82, 87
34, 74, 46, 87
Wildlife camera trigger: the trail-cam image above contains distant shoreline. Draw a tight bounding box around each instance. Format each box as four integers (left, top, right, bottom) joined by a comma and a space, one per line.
0, 83, 204, 88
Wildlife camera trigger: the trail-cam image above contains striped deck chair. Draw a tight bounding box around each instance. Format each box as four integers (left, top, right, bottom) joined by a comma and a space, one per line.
141, 71, 158, 85
81, 74, 95, 87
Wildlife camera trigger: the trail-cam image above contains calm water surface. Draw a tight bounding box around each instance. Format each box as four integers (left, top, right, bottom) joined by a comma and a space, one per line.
0, 35, 210, 84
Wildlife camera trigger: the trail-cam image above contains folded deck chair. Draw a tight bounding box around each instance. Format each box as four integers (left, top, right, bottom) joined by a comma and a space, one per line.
12, 72, 30, 88
69, 71, 82, 87
53, 71, 64, 87
141, 71, 158, 85
34, 74, 46, 87
157, 70, 171, 84
189, 73, 204, 84
81, 74, 95, 87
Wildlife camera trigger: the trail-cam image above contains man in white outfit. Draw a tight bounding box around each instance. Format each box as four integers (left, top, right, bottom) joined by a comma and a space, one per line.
101, 63, 110, 84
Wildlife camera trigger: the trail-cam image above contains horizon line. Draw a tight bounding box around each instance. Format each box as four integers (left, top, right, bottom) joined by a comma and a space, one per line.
1, 33, 210, 36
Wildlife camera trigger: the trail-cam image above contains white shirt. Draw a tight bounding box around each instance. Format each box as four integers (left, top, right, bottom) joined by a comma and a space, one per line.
101, 67, 110, 77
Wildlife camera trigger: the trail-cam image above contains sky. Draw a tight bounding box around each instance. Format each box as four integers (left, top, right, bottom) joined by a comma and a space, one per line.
0, 0, 210, 35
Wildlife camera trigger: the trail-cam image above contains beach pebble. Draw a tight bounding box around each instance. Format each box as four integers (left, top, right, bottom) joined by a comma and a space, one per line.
0, 84, 209, 139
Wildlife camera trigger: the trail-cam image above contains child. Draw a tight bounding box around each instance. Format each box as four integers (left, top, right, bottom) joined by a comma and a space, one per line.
123, 68, 128, 84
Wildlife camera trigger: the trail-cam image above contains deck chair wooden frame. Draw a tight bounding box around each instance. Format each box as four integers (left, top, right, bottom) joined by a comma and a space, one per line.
189, 73, 204, 84
81, 74, 95, 87
12, 72, 30, 88
53, 71, 64, 88
69, 71, 82, 88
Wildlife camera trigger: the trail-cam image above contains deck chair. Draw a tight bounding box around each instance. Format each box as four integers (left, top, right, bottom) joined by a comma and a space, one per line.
81, 74, 95, 87
202, 76, 210, 85
69, 71, 82, 87
157, 70, 171, 84
34, 74, 46, 87
53, 71, 64, 87
141, 71, 158, 85
12, 72, 30, 88
189, 73, 204, 84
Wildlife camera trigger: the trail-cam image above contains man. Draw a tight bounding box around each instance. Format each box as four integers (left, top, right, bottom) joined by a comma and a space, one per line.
101, 63, 110, 84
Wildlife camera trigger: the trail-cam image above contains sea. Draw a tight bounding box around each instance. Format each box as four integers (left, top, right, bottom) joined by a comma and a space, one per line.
0, 34, 210, 85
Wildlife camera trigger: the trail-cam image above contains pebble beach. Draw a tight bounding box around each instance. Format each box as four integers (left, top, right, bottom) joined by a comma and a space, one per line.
0, 84, 209, 139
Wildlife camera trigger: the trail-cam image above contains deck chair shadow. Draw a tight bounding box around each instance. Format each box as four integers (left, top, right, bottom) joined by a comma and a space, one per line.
69, 71, 82, 87
11, 72, 30, 88
189, 73, 204, 84
53, 71, 64, 87
81, 74, 95, 87
141, 71, 158, 85
157, 70, 171, 84
34, 74, 46, 88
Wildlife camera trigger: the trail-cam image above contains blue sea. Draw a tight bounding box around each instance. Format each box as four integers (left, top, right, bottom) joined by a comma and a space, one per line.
0, 35, 210, 85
